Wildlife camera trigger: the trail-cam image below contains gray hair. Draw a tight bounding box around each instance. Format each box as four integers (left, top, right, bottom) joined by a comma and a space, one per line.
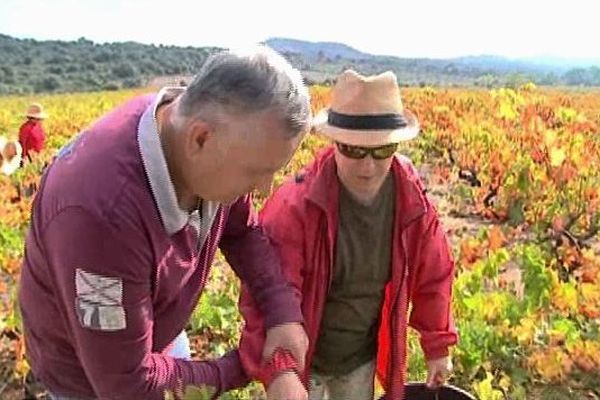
175, 45, 311, 138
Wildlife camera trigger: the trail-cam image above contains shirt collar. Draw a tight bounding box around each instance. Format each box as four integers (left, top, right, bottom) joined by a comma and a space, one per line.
137, 87, 194, 235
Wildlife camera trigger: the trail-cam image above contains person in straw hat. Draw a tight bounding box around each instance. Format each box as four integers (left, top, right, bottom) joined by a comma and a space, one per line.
18, 102, 47, 163
0, 135, 23, 176
239, 70, 458, 400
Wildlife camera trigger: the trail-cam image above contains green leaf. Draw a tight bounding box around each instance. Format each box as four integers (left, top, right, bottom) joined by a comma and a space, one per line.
508, 199, 525, 226
550, 317, 581, 345
520, 245, 552, 311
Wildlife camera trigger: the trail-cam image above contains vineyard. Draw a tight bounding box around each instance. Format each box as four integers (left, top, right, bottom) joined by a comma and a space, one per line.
0, 84, 599, 399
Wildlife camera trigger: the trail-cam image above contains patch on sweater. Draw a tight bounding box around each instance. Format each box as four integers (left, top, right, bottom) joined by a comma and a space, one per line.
75, 268, 126, 331
56, 131, 86, 160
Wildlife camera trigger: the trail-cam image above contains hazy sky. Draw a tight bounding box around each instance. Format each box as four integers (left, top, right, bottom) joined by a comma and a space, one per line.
1, 0, 598, 59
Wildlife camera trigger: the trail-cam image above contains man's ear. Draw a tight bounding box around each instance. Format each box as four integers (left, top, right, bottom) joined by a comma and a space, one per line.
184, 119, 212, 158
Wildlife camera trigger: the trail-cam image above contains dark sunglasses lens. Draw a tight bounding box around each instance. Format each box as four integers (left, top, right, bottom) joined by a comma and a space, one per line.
337, 143, 367, 159
372, 145, 398, 159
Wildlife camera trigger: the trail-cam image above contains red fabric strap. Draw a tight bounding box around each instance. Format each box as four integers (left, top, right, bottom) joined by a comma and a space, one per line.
257, 347, 299, 386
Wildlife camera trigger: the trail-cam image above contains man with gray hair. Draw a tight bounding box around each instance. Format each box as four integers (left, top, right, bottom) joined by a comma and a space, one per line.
19, 45, 311, 400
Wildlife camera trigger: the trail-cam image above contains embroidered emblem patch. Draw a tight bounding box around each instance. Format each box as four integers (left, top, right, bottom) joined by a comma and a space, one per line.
75, 269, 126, 331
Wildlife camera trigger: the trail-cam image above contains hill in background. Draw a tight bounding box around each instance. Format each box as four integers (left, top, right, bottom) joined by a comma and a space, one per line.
1, 33, 600, 95
263, 38, 600, 88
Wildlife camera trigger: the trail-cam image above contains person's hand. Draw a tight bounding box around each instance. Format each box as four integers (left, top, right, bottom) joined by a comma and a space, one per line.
266, 371, 307, 400
426, 356, 453, 389
263, 323, 308, 371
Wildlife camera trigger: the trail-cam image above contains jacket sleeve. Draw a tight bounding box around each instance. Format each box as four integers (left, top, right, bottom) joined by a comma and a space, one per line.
408, 197, 458, 360
237, 188, 307, 386
18, 123, 31, 158
43, 207, 247, 400
219, 194, 303, 329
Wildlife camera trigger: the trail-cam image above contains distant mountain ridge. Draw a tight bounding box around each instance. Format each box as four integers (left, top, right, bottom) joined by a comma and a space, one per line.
263, 37, 600, 88
264, 38, 371, 60
265, 37, 600, 73
518, 55, 600, 70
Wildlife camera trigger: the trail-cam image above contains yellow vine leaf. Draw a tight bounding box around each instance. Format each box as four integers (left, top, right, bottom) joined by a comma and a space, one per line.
549, 147, 566, 167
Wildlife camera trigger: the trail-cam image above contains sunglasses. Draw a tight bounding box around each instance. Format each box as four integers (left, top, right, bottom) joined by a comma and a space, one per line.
335, 142, 398, 160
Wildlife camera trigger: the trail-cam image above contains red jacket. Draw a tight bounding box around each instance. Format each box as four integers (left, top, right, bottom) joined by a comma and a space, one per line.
239, 147, 458, 399
19, 119, 46, 160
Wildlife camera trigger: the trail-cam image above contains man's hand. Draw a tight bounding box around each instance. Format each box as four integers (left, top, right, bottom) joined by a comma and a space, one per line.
266, 372, 307, 400
263, 323, 308, 371
426, 356, 453, 389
